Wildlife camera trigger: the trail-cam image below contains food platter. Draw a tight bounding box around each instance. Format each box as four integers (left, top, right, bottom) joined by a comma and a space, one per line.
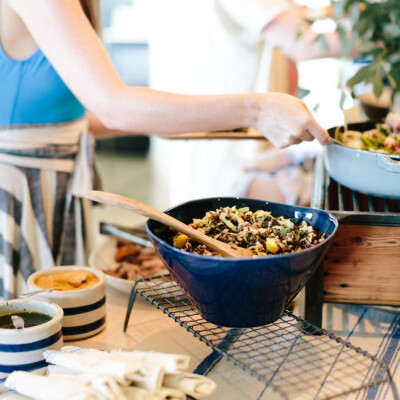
89, 236, 133, 293
89, 236, 168, 294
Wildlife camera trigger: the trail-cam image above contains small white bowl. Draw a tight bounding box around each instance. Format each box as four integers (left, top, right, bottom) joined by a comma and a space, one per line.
89, 236, 135, 294
27, 266, 106, 341
0, 299, 63, 382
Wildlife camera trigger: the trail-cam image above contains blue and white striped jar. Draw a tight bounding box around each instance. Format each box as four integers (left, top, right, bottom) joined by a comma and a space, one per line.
27, 266, 106, 341
0, 299, 63, 382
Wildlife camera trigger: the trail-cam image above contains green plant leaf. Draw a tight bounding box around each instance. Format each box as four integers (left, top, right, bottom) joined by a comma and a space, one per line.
387, 73, 397, 89
388, 53, 400, 64
313, 34, 329, 53
346, 66, 370, 88
383, 23, 400, 40
372, 66, 384, 98
357, 41, 377, 53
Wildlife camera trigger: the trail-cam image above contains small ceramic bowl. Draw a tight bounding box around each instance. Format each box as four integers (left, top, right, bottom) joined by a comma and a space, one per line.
0, 299, 63, 382
27, 266, 106, 341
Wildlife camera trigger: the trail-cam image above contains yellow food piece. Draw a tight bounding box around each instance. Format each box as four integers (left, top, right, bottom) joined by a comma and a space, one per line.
173, 234, 189, 249
266, 238, 279, 254
35, 271, 98, 291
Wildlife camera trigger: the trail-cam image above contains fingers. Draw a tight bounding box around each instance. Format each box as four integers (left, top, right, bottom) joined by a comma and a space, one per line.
275, 130, 311, 148
286, 129, 313, 147
295, 98, 330, 145
298, 129, 314, 142
305, 118, 331, 145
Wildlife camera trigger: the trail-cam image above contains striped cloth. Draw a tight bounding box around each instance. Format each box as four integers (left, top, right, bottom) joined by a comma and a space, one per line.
194, 303, 400, 400
0, 118, 96, 300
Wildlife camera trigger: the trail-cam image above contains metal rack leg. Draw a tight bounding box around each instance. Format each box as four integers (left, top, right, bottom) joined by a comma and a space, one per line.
305, 262, 324, 328
124, 281, 139, 332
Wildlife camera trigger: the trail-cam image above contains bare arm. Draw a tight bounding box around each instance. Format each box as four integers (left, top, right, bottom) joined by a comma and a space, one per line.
263, 8, 342, 63
9, 0, 330, 147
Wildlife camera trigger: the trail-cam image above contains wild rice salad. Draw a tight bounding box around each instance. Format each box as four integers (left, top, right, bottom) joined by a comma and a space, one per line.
172, 206, 325, 256
335, 113, 400, 154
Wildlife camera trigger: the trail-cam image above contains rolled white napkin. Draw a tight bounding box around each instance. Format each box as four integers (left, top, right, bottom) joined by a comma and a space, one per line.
60, 346, 189, 373
156, 387, 186, 400
163, 373, 216, 398
0, 393, 28, 400
4, 371, 112, 400
110, 350, 190, 373
47, 364, 80, 376
120, 386, 162, 400
122, 386, 185, 400
47, 363, 128, 398
44, 349, 164, 391
79, 373, 127, 400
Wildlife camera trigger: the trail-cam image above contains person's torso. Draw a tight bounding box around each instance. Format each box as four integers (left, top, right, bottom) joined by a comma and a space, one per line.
147, 0, 290, 95
147, 0, 268, 95
0, 1, 85, 125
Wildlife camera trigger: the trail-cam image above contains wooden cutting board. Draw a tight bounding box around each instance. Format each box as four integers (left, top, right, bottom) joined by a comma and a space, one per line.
164, 128, 268, 140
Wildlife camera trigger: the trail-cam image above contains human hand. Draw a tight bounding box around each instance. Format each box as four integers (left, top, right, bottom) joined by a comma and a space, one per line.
251, 93, 330, 148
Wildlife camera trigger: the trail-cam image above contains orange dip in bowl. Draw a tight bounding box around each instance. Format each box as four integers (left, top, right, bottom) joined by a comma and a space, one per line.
34, 270, 99, 291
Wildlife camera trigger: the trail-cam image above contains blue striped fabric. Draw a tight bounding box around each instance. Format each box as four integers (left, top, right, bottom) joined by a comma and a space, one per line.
0, 122, 97, 300
194, 329, 244, 376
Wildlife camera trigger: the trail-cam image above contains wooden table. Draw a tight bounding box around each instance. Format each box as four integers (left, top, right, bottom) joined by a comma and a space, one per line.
70, 285, 210, 372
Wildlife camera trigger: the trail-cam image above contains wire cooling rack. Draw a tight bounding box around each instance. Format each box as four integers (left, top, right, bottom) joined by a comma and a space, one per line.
123, 275, 392, 400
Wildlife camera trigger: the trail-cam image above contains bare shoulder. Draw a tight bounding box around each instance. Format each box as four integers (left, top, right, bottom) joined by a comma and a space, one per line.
0, 0, 39, 59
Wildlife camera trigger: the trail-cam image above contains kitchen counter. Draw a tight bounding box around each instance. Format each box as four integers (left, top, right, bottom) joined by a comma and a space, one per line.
70, 285, 210, 372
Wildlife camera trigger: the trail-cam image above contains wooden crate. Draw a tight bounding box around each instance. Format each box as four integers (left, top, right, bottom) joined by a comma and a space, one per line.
305, 155, 400, 326
323, 223, 400, 305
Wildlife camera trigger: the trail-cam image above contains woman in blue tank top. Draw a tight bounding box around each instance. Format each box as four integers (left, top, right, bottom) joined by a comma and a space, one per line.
0, 44, 85, 125
0, 0, 330, 299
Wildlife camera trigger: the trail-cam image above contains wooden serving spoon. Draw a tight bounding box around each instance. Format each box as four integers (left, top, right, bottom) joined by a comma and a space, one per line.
86, 190, 253, 258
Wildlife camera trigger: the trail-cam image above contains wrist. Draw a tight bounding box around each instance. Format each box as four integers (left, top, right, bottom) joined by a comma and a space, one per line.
239, 93, 262, 128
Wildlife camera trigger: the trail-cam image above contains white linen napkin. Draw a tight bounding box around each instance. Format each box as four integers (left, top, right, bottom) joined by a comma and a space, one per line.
4, 371, 123, 400
163, 373, 216, 398
120, 386, 161, 400
155, 387, 186, 400
122, 387, 185, 400
44, 349, 164, 391
109, 350, 190, 373
60, 346, 189, 373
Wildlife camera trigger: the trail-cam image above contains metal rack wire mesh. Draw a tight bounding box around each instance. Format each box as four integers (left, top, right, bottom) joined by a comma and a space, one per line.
124, 275, 392, 400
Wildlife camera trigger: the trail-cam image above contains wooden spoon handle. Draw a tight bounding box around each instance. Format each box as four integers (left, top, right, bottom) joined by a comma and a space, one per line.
86, 190, 251, 257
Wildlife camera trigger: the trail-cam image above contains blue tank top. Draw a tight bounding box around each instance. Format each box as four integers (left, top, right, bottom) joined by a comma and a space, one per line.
0, 43, 85, 125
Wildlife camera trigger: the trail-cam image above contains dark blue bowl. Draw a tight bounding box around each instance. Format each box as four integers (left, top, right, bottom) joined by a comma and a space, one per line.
146, 198, 338, 328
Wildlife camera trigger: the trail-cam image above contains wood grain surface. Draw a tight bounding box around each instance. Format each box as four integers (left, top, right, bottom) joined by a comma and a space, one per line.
323, 224, 400, 304
164, 128, 268, 140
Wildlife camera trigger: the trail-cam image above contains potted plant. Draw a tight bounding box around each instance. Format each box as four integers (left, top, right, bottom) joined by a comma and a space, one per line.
333, 0, 400, 112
